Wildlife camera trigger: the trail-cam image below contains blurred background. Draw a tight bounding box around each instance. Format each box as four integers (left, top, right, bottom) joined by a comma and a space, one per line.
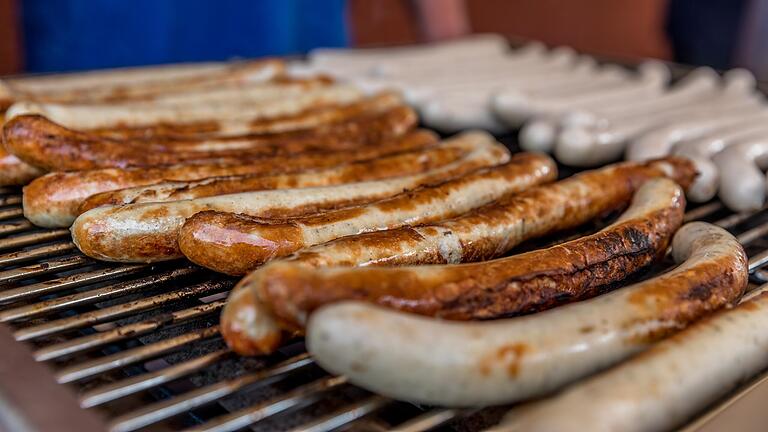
0, 0, 764, 78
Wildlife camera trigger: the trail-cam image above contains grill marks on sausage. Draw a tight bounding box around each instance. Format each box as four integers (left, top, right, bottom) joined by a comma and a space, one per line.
180, 153, 554, 274
79, 142, 466, 209
4, 104, 418, 171
283, 157, 696, 269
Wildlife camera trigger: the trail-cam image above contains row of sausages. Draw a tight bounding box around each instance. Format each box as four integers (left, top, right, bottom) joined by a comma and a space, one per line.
308, 35, 768, 213
0, 52, 763, 431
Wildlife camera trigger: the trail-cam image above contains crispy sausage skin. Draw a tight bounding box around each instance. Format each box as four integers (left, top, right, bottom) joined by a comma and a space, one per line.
191, 158, 692, 277
0, 150, 45, 186
23, 130, 438, 228
306, 221, 748, 407
78, 134, 482, 210
179, 152, 556, 274
221, 173, 690, 355
496, 287, 768, 432
3, 105, 416, 171
71, 132, 514, 262
278, 157, 695, 269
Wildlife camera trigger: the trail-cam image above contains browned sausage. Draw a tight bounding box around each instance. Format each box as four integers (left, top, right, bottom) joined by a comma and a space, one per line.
179, 152, 557, 274
3, 105, 417, 171
22, 130, 439, 227
219, 162, 694, 355
0, 149, 46, 186
78, 133, 484, 211
89, 91, 401, 140
71, 132, 516, 263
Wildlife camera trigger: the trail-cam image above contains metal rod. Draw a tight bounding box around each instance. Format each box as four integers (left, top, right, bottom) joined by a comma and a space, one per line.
392, 409, 468, 432
185, 375, 348, 432
79, 349, 232, 408
737, 221, 768, 245
0, 220, 33, 236
0, 195, 22, 206
714, 208, 764, 230
749, 249, 768, 273
288, 395, 389, 432
55, 326, 221, 384
108, 353, 314, 432
0, 264, 148, 307
0, 242, 76, 267
683, 202, 723, 223
12, 273, 222, 341
0, 229, 70, 252
35, 301, 225, 361
0, 255, 90, 285
0, 207, 23, 221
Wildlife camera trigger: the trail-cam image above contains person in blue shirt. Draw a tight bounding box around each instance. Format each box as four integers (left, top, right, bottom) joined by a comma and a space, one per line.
20, 0, 349, 72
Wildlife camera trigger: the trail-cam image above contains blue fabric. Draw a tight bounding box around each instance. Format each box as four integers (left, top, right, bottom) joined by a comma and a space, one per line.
21, 0, 349, 73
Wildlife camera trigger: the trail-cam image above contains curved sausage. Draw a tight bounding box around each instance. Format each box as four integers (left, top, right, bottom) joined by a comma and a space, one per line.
178, 152, 555, 273
0, 150, 45, 186
551, 69, 757, 166
5, 84, 362, 130
495, 288, 768, 432
4, 59, 284, 104
222, 172, 692, 355
78, 133, 483, 210
3, 105, 416, 171
674, 120, 768, 202
713, 137, 768, 211
625, 109, 768, 162
70, 131, 516, 262
22, 130, 439, 228
306, 221, 747, 407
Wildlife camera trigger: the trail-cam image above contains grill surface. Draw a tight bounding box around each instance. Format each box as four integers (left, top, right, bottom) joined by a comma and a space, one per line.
3, 138, 768, 431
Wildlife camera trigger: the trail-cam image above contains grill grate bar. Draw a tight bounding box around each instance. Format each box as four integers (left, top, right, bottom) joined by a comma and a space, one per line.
0, 229, 70, 252
79, 349, 232, 408
0, 188, 19, 196
0, 264, 148, 308
288, 395, 390, 432
682, 202, 724, 223
0, 241, 76, 266
55, 325, 222, 384
393, 409, 471, 432
34, 300, 225, 361
0, 206, 23, 221
0, 254, 91, 285
736, 221, 768, 245
108, 353, 314, 432
12, 270, 216, 340
0, 195, 22, 206
0, 220, 33, 236
186, 375, 348, 432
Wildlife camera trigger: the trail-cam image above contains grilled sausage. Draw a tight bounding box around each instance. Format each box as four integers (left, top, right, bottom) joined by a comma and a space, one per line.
179, 152, 556, 274
78, 133, 484, 210
3, 105, 416, 171
22, 130, 439, 228
219, 161, 696, 355
307, 221, 747, 407
0, 150, 45, 186
87, 91, 403, 140
278, 157, 695, 270
673, 120, 768, 202
71, 131, 515, 262
495, 286, 768, 432
3, 59, 284, 104
5, 84, 362, 131
713, 137, 768, 211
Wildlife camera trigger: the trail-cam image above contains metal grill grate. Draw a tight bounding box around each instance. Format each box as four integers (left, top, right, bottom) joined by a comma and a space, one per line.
3, 165, 768, 431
